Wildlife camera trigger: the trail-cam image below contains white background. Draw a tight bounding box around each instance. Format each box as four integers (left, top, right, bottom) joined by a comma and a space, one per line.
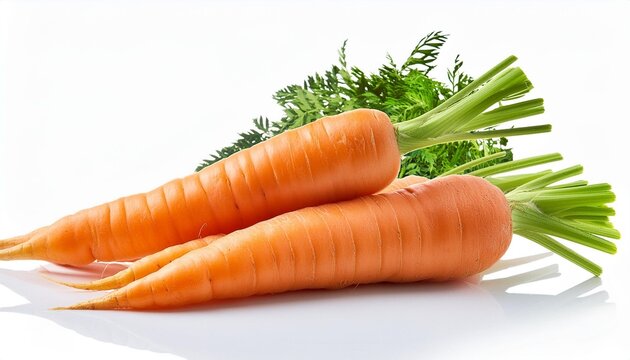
1, 0, 629, 359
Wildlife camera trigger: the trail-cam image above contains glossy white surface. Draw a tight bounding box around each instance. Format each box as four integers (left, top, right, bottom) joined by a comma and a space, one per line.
1, 1, 629, 359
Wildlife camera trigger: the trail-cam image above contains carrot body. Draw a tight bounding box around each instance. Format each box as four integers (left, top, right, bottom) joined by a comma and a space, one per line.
1, 109, 400, 266
50, 235, 223, 291
62, 175, 512, 310
53, 177, 427, 291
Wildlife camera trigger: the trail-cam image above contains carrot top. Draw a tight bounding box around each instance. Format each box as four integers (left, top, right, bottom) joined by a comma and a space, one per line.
448, 152, 619, 276
393, 56, 549, 155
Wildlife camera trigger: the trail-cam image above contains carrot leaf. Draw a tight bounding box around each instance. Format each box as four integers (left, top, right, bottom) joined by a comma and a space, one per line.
197, 32, 514, 177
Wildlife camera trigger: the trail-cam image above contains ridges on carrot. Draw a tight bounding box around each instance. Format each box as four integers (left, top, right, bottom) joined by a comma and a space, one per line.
55, 153, 619, 310
1, 56, 550, 266
57, 175, 513, 310
46, 235, 223, 291
49, 152, 559, 293
46, 177, 429, 291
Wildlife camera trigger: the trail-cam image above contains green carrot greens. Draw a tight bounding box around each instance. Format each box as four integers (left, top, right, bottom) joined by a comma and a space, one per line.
196, 32, 546, 177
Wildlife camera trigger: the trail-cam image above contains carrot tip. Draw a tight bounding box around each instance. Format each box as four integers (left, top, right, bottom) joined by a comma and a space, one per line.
0, 244, 27, 260
52, 295, 120, 311
0, 236, 28, 250
40, 272, 106, 291
51, 304, 94, 311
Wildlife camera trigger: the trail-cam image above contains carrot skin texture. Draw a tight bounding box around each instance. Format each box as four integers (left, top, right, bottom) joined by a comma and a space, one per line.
63, 175, 512, 310
51, 235, 223, 291
52, 176, 425, 291
1, 109, 400, 266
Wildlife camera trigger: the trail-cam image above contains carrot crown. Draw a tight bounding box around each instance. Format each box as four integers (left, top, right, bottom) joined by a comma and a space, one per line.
394, 56, 550, 155
446, 152, 619, 276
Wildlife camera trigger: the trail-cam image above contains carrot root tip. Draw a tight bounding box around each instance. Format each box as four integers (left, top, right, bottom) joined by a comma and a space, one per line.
52, 295, 121, 311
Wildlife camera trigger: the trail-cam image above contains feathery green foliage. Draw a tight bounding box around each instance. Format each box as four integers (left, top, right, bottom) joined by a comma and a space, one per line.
196, 32, 511, 176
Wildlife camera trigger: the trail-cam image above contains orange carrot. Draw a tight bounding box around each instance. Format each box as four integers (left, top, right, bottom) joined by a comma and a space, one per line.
50, 177, 428, 291
49, 235, 223, 291
57, 175, 514, 310
57, 158, 620, 311
1, 109, 399, 265
1, 57, 549, 266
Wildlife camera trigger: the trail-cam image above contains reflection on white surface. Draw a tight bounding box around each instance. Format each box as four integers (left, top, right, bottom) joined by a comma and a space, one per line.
0, 254, 615, 360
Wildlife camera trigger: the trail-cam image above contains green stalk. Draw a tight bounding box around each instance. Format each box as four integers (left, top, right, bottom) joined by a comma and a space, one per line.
469, 152, 562, 177
511, 165, 583, 192
504, 167, 619, 276
486, 171, 552, 193
516, 230, 603, 276
399, 125, 552, 151
511, 204, 617, 254
546, 180, 589, 189
459, 98, 545, 132
393, 56, 550, 155
551, 206, 615, 218
438, 151, 508, 176
417, 55, 518, 123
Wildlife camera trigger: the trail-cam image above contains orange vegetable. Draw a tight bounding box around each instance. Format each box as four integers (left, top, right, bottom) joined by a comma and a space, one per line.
50, 235, 223, 291
51, 177, 428, 291
1, 57, 549, 266
1, 109, 400, 265
58, 175, 513, 310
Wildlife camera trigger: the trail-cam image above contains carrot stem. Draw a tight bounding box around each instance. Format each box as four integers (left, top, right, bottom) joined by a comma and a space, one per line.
516, 230, 603, 276
418, 55, 518, 122
511, 204, 617, 254
394, 56, 550, 154
460, 98, 545, 132
505, 166, 619, 275
468, 152, 563, 177
438, 151, 508, 176
486, 171, 552, 193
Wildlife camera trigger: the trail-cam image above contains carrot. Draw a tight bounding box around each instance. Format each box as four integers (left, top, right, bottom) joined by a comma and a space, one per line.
45, 153, 563, 292
57, 175, 511, 309
48, 177, 428, 291
49, 151, 558, 292
48, 235, 223, 291
57, 157, 619, 310
1, 56, 549, 266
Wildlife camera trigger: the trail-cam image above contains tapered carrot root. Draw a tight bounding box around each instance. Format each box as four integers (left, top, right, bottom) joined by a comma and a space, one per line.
1, 109, 400, 266
0, 236, 29, 251
50, 235, 223, 291
0, 226, 47, 250
51, 177, 426, 291
58, 175, 512, 310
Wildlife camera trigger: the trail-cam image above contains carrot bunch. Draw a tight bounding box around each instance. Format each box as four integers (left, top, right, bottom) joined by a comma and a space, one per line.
0, 56, 547, 265
54, 152, 619, 310
0, 56, 620, 311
